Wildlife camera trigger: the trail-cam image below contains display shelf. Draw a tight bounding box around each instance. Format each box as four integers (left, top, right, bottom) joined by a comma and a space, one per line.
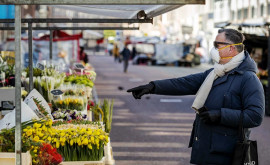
0, 151, 32, 165
60, 157, 105, 165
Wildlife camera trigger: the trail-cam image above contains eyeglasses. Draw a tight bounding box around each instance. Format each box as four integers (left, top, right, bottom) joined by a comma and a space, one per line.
213, 41, 230, 49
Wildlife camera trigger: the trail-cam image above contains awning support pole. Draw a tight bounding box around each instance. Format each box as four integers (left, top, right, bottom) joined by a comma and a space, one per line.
15, 5, 22, 165
28, 23, 33, 91
50, 30, 53, 64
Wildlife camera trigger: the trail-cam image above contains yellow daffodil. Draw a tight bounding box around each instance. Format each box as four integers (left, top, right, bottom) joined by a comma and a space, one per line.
82, 138, 88, 145
33, 123, 41, 128
56, 141, 60, 148
87, 144, 92, 150
70, 139, 74, 146
33, 136, 39, 142
26, 129, 32, 136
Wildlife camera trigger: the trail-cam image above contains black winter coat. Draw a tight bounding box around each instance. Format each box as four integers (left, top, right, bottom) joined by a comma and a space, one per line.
152, 51, 265, 165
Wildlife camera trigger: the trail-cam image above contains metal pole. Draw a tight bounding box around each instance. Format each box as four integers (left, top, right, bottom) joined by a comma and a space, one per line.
15, 5, 22, 165
0, 18, 153, 24
28, 23, 33, 91
267, 29, 270, 116
0, 27, 140, 31
50, 30, 53, 64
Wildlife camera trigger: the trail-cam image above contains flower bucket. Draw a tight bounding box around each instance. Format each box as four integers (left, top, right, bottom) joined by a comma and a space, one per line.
104, 138, 115, 165
60, 157, 105, 165
87, 110, 92, 121
0, 151, 32, 165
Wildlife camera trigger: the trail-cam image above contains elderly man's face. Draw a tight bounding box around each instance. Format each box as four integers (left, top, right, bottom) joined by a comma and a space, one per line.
214, 32, 234, 64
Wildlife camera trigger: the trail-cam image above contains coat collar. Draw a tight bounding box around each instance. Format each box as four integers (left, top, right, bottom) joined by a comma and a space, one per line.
212, 51, 256, 87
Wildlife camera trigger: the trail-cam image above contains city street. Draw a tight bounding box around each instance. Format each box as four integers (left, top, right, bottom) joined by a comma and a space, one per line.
91, 55, 270, 165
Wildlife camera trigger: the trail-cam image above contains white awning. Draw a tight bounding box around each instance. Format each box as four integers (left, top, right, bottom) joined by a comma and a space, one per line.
53, 5, 183, 19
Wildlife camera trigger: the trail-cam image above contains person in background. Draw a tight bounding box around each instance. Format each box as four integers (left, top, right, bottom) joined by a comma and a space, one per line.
79, 46, 88, 64
113, 44, 120, 63
127, 28, 265, 165
131, 45, 137, 59
33, 46, 40, 67
121, 44, 131, 73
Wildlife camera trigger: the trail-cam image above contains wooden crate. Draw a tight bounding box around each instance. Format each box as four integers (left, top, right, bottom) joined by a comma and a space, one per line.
60, 157, 105, 165
0, 151, 32, 165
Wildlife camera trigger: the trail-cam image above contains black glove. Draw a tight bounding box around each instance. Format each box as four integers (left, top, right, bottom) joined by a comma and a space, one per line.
127, 82, 155, 99
199, 109, 221, 124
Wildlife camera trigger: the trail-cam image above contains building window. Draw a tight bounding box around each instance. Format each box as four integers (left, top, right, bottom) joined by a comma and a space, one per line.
237, 10, 242, 20
243, 8, 248, 19
261, 4, 264, 16
252, 6, 255, 18
208, 13, 214, 19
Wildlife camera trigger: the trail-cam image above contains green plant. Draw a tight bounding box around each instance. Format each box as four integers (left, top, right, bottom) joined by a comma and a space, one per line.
24, 67, 43, 77
64, 75, 94, 87
101, 99, 114, 134
92, 102, 103, 122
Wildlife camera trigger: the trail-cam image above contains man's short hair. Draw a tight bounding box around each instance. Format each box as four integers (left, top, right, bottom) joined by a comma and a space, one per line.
218, 28, 245, 52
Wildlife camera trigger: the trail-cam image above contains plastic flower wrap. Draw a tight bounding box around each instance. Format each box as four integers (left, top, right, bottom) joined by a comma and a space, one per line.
52, 97, 85, 111
60, 84, 86, 97
23, 67, 66, 102
64, 75, 94, 88
85, 70, 96, 81
51, 109, 87, 121
0, 57, 15, 87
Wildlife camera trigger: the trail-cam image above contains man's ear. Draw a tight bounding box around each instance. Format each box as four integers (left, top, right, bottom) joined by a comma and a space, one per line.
230, 45, 235, 52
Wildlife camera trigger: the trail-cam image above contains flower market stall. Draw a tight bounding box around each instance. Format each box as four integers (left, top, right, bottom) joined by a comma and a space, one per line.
0, 54, 115, 165
0, 1, 205, 164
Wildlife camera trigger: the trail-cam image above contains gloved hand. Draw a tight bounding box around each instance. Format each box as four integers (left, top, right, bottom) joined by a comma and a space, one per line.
199, 109, 221, 124
127, 82, 155, 99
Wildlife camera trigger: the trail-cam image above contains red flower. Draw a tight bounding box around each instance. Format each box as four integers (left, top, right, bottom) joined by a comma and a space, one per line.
38, 143, 62, 165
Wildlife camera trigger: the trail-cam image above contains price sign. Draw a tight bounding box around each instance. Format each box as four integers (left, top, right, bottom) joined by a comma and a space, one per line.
50, 89, 64, 96
36, 63, 45, 70
74, 63, 85, 70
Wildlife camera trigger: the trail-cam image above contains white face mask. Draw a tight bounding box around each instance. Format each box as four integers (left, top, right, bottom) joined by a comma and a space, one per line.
210, 47, 220, 63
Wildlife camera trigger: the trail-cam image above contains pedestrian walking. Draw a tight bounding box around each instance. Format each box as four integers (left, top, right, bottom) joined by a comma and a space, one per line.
113, 44, 120, 63
131, 45, 137, 59
127, 29, 265, 165
121, 44, 131, 73
79, 46, 88, 64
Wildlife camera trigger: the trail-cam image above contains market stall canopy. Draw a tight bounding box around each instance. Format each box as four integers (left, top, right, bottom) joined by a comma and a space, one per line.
53, 5, 185, 19
0, 0, 205, 19
0, 0, 205, 5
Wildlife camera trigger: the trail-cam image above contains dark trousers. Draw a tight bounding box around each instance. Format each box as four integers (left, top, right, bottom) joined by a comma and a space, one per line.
123, 60, 129, 72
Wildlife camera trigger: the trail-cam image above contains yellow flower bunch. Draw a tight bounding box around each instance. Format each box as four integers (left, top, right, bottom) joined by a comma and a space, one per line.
22, 119, 53, 144
48, 127, 108, 149
48, 126, 108, 161
21, 119, 54, 164
53, 97, 85, 111
22, 119, 107, 162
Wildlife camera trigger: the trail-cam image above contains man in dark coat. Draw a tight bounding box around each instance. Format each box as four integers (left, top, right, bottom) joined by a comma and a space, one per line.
121, 44, 131, 73
127, 29, 265, 165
